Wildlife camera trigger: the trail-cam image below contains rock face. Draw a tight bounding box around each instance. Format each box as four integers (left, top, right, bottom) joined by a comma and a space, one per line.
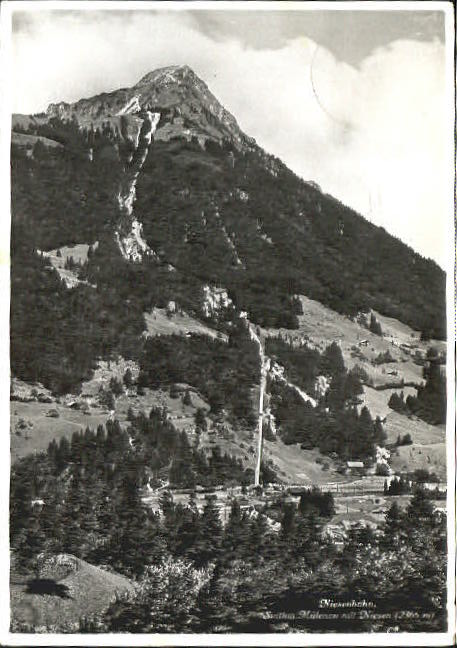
201, 285, 233, 319
43, 66, 260, 263
45, 65, 255, 152
114, 110, 160, 261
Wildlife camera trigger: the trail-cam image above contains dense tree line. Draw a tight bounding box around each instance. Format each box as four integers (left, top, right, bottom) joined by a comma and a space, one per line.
10, 401, 447, 634
388, 363, 446, 425
134, 135, 446, 337
14, 114, 445, 339
10, 116, 446, 395
10, 228, 146, 393
138, 325, 259, 426
10, 410, 259, 577
81, 488, 446, 633
269, 341, 385, 462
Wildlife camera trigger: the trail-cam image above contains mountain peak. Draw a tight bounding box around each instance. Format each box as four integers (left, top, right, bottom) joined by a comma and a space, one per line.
135, 64, 197, 87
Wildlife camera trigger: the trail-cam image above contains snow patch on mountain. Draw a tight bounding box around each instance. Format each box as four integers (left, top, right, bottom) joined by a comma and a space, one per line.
116, 96, 141, 116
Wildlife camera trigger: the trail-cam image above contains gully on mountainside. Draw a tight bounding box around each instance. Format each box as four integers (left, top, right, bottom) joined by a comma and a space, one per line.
114, 110, 161, 262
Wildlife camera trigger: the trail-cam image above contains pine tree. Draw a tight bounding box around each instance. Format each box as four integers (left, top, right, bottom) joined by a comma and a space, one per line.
193, 496, 222, 566
109, 470, 152, 576
280, 502, 296, 540
123, 368, 134, 388
194, 407, 207, 432
382, 501, 403, 548
369, 313, 383, 336
321, 341, 345, 377
62, 464, 85, 556
405, 487, 436, 530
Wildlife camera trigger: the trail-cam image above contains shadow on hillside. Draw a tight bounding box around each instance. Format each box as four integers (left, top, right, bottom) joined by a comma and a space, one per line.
25, 578, 72, 599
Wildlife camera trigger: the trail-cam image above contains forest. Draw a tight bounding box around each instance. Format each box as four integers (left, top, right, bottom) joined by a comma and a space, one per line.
268, 340, 386, 462
11, 421, 447, 635
9, 115, 447, 397
138, 324, 259, 426
388, 362, 446, 425
10, 408, 268, 577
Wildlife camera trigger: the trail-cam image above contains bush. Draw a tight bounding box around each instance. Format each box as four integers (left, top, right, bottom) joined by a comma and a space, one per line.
396, 432, 413, 446
373, 350, 396, 366
99, 389, 115, 410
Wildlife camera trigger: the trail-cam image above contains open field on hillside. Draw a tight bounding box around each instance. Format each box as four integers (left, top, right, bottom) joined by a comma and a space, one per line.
390, 442, 446, 480
10, 555, 134, 631
10, 401, 110, 463
360, 385, 417, 420
263, 439, 348, 485
144, 307, 228, 341
262, 295, 447, 479
38, 243, 96, 289
116, 384, 209, 428
383, 411, 445, 446
263, 295, 438, 389
11, 131, 64, 149
372, 310, 446, 355
11, 380, 209, 463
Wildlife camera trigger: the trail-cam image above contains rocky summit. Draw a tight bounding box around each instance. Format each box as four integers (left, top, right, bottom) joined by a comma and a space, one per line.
44, 65, 255, 151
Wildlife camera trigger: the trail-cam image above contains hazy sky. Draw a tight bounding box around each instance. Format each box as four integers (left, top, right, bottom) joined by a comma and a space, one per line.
10, 6, 451, 268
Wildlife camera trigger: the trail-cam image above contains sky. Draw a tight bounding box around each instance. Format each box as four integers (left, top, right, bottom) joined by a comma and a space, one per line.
9, 4, 452, 268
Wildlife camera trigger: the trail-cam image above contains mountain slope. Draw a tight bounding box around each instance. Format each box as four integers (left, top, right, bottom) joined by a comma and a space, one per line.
11, 554, 134, 632
11, 65, 446, 401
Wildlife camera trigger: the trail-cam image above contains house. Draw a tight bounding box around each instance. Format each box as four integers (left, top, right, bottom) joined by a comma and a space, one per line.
359, 340, 369, 347
346, 461, 365, 475
347, 461, 364, 469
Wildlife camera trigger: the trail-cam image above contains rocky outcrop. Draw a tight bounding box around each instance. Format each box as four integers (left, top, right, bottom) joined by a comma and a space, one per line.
114, 111, 160, 262
201, 285, 233, 319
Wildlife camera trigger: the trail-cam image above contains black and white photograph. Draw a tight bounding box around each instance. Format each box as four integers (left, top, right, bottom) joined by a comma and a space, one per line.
0, 1, 455, 644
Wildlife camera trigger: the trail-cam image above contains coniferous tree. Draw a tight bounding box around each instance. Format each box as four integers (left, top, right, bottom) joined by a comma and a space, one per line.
369, 313, 383, 336
382, 501, 403, 548
123, 368, 134, 388
193, 496, 222, 567
320, 342, 345, 377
